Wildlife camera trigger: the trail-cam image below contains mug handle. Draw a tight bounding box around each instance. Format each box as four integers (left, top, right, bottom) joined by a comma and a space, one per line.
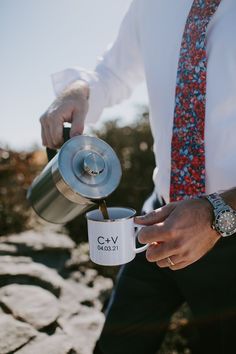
134, 224, 149, 254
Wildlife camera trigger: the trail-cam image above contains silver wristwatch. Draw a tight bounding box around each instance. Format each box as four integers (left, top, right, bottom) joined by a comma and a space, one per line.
206, 193, 236, 237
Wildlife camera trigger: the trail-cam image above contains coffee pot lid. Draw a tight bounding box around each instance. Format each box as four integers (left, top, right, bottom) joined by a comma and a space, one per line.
57, 135, 122, 200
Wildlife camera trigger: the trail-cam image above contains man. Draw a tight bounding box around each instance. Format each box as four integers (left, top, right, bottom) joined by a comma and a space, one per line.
40, 1, 236, 353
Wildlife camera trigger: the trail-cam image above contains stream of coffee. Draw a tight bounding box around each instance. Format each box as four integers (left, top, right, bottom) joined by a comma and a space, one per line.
99, 199, 109, 220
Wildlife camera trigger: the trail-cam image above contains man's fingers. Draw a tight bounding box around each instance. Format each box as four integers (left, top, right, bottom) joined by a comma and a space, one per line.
41, 123, 53, 148
138, 223, 171, 244
70, 103, 88, 137
40, 105, 72, 148
39, 80, 90, 148
49, 122, 64, 148
156, 254, 183, 268
70, 120, 85, 137
145, 242, 179, 262
135, 203, 176, 226
166, 261, 190, 271
40, 113, 48, 147
40, 116, 62, 149
41, 124, 48, 147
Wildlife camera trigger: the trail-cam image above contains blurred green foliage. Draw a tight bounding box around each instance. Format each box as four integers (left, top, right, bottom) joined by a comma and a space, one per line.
0, 149, 46, 235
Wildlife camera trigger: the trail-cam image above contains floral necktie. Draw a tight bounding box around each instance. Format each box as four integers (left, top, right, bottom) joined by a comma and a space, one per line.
170, 0, 221, 202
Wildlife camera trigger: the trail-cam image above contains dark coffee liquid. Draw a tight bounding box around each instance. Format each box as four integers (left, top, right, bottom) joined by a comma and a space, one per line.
99, 199, 109, 220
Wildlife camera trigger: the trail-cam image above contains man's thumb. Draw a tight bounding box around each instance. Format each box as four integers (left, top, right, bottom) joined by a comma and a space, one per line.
135, 203, 176, 226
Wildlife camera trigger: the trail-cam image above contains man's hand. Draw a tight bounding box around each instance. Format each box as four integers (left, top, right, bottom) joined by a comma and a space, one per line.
40, 80, 89, 149
135, 198, 221, 270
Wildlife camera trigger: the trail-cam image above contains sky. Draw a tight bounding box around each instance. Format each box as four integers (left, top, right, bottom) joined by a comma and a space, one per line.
0, 0, 147, 151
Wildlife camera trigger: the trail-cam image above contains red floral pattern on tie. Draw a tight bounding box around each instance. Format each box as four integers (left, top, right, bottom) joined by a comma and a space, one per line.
170, 0, 221, 201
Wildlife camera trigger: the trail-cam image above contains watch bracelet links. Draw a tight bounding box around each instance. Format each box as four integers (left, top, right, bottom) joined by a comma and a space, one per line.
205, 192, 236, 237
205, 192, 229, 212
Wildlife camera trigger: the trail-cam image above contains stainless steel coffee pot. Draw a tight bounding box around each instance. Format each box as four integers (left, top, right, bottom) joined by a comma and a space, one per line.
27, 133, 122, 224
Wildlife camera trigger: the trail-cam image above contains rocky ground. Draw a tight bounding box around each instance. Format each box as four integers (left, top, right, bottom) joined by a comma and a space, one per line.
0, 225, 192, 354
0, 141, 192, 353
0, 227, 114, 354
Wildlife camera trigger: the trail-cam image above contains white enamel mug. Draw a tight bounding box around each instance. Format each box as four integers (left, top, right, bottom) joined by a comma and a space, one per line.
86, 207, 149, 266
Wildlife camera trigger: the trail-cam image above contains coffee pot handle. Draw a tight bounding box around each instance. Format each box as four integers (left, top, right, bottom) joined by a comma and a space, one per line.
46, 126, 71, 161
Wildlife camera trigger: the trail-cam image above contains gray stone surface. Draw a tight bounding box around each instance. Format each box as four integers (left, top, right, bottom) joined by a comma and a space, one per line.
0, 229, 114, 354
15, 333, 75, 354
65, 243, 90, 270
58, 306, 105, 354
63, 279, 100, 304
71, 268, 98, 286
0, 314, 37, 354
0, 256, 32, 263
0, 284, 59, 329
0, 230, 75, 251
0, 256, 64, 296
0, 231, 75, 271
0, 243, 18, 254
58, 282, 82, 320
92, 276, 113, 304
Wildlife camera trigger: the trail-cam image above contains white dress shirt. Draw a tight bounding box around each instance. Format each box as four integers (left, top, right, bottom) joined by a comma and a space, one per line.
52, 0, 236, 203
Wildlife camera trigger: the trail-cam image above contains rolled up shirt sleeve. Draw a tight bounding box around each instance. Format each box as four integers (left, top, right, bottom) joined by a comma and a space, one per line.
51, 0, 144, 124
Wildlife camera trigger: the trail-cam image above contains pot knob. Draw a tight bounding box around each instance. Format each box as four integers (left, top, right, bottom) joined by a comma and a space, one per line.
83, 152, 105, 176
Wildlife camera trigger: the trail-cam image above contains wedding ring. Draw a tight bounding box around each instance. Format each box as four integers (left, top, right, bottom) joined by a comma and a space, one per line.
167, 256, 175, 267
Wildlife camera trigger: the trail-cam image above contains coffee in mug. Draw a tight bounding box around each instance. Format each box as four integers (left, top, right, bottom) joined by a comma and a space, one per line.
86, 207, 149, 266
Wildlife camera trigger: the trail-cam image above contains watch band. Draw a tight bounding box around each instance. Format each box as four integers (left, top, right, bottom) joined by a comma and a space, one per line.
206, 193, 229, 212
206, 192, 236, 237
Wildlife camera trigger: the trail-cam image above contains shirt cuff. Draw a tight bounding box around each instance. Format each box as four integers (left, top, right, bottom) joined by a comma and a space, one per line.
51, 67, 106, 124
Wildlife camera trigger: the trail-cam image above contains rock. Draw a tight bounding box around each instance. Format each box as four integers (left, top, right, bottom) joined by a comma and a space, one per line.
0, 256, 32, 263
0, 284, 59, 330
58, 282, 81, 320
0, 230, 75, 270
0, 229, 114, 354
0, 230, 75, 251
66, 279, 101, 304
65, 243, 118, 281
65, 243, 90, 271
59, 273, 113, 315
59, 280, 98, 319
69, 271, 113, 308
0, 314, 37, 354
58, 306, 105, 354
92, 276, 113, 304
15, 333, 75, 354
70, 268, 98, 286
0, 243, 18, 254
0, 256, 64, 296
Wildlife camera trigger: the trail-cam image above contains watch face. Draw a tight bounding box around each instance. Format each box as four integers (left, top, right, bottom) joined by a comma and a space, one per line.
215, 210, 236, 236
